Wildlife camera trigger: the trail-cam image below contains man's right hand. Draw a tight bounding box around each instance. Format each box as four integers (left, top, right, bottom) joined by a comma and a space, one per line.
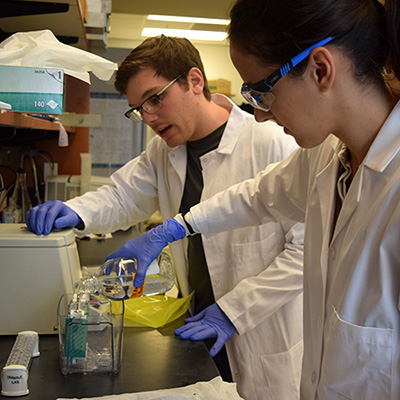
26, 200, 82, 235
105, 218, 186, 288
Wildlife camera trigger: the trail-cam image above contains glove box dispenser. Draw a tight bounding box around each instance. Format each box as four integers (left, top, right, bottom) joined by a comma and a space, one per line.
0, 224, 81, 334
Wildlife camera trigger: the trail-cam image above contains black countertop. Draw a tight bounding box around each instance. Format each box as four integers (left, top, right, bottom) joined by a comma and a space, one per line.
0, 324, 219, 400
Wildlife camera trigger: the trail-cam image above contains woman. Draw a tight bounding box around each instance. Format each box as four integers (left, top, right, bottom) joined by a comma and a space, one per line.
105, 0, 400, 398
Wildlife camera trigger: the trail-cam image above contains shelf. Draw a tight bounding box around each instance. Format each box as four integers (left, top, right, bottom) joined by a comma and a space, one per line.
0, 109, 75, 133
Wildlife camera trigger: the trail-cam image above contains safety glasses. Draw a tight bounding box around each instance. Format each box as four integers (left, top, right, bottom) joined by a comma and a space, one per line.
241, 36, 336, 112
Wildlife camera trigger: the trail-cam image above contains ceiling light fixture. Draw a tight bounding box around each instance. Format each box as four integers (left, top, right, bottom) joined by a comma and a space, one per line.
147, 15, 230, 25
141, 27, 228, 42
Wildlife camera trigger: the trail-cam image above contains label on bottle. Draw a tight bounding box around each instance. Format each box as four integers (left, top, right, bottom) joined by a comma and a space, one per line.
129, 273, 145, 298
2, 208, 21, 223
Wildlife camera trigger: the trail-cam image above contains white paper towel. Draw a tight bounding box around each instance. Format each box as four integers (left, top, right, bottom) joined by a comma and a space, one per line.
56, 377, 244, 400
0, 30, 118, 84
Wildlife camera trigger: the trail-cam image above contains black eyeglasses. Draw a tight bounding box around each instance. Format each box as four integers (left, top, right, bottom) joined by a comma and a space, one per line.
125, 75, 181, 122
241, 36, 336, 112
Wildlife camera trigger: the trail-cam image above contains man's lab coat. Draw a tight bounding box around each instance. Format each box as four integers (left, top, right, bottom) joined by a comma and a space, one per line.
188, 101, 400, 400
66, 95, 304, 400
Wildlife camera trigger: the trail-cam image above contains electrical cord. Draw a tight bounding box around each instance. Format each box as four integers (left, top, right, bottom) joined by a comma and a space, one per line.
0, 165, 17, 188
36, 150, 56, 202
20, 152, 41, 206
0, 165, 17, 211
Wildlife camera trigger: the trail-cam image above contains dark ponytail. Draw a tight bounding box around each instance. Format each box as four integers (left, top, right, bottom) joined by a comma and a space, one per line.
385, 0, 400, 79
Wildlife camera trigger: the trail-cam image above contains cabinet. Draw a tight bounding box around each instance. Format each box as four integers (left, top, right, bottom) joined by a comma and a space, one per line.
0, 75, 90, 173
0, 0, 88, 50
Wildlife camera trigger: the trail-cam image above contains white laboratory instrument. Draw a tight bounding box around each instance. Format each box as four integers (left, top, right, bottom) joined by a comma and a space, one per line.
0, 224, 81, 334
1, 331, 40, 397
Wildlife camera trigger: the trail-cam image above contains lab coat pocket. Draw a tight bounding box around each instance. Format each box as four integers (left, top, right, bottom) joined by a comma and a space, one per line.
260, 339, 303, 400
232, 232, 277, 281
322, 306, 393, 400
323, 386, 351, 399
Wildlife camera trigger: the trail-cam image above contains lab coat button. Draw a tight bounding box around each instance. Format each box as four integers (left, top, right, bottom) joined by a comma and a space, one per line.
329, 247, 336, 259
311, 371, 317, 383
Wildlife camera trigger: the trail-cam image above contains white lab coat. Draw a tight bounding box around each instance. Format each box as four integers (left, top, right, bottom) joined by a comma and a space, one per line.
188, 101, 400, 400
66, 95, 304, 400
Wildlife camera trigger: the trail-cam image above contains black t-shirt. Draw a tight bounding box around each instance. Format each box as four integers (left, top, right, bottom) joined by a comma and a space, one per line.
179, 123, 226, 314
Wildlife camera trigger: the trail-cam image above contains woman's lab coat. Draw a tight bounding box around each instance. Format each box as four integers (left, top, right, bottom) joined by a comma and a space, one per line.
188, 101, 400, 400
66, 95, 304, 400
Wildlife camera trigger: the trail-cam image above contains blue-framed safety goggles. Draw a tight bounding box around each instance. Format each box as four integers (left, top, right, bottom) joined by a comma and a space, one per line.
241, 36, 336, 112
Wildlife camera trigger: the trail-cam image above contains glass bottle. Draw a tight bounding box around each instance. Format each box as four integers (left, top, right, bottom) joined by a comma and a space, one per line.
2, 168, 32, 223
75, 252, 176, 301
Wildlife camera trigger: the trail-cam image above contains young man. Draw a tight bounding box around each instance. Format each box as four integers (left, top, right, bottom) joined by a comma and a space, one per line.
27, 36, 304, 400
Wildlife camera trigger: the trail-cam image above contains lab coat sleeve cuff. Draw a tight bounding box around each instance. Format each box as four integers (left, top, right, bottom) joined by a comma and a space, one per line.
173, 213, 197, 237
216, 300, 239, 335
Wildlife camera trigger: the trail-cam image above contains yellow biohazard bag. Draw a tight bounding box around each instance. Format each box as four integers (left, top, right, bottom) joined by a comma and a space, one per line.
123, 292, 193, 328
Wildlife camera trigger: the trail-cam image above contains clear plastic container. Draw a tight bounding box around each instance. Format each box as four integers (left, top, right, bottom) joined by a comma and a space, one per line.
57, 293, 124, 375
77, 251, 175, 301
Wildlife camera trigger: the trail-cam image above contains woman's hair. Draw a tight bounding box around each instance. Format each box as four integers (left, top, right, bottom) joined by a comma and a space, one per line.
228, 0, 400, 91
114, 35, 211, 100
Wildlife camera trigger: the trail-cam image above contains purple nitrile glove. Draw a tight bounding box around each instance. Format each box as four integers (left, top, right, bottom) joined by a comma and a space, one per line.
26, 200, 82, 235
105, 218, 186, 288
174, 303, 236, 357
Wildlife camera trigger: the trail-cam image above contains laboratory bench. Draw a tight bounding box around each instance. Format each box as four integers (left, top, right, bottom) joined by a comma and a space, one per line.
0, 322, 219, 400
0, 226, 220, 399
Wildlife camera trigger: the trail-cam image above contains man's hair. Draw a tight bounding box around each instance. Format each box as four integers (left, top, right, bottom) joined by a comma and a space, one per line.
114, 35, 211, 100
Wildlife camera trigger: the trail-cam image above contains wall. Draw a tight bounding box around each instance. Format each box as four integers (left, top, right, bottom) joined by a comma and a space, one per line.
90, 41, 243, 105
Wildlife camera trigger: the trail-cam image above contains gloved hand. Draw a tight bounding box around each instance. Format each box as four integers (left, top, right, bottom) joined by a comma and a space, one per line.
105, 218, 186, 288
174, 303, 236, 357
26, 200, 82, 235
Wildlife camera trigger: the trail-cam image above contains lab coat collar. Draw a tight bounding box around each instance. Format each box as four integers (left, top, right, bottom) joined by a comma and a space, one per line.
364, 100, 400, 172
166, 95, 245, 162
325, 100, 400, 246
315, 139, 340, 253
211, 93, 245, 155
167, 144, 187, 186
